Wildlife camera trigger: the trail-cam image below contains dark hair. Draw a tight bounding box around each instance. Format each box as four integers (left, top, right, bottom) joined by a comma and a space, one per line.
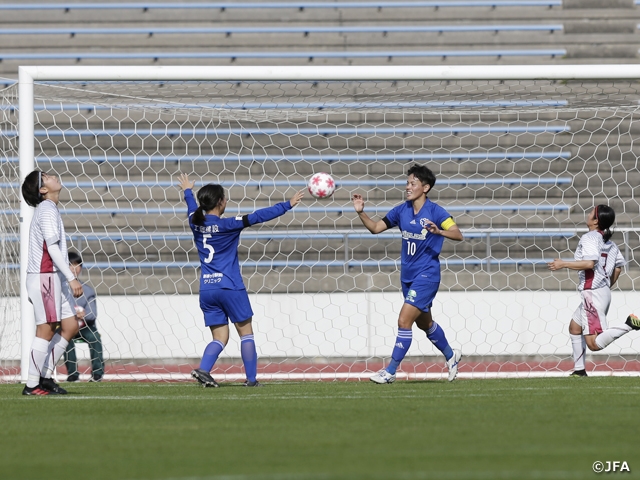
595, 205, 615, 243
21, 170, 45, 207
68, 251, 83, 265
407, 164, 436, 191
192, 184, 225, 226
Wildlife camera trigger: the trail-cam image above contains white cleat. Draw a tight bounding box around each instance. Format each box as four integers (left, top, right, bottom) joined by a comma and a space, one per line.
370, 369, 396, 384
446, 349, 462, 382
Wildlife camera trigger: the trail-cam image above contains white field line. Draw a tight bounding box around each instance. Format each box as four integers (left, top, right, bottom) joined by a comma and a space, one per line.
3, 370, 640, 383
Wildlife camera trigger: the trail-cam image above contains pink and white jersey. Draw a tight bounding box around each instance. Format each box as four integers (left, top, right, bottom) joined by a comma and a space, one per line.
27, 200, 68, 275
574, 230, 625, 291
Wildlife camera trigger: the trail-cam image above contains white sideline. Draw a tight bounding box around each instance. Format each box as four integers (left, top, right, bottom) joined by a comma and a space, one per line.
3, 370, 640, 383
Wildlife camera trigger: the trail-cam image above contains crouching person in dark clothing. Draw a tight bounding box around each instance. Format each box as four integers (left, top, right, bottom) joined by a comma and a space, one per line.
64, 251, 104, 382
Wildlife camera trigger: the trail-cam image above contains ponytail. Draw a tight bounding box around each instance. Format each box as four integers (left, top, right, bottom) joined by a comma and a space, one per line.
595, 205, 616, 242
192, 184, 225, 226
192, 206, 207, 226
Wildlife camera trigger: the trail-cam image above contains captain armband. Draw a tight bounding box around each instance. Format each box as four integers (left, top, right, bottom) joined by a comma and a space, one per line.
440, 217, 456, 231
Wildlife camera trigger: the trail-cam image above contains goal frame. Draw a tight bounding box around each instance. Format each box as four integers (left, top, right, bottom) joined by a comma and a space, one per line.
17, 64, 640, 382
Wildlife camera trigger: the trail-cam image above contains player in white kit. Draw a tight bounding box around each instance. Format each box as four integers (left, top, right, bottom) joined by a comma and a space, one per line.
21, 170, 83, 395
548, 206, 640, 377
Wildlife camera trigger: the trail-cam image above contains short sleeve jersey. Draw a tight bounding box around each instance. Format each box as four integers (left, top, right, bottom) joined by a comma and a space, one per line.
574, 230, 625, 291
184, 189, 292, 291
383, 198, 455, 283
27, 199, 68, 274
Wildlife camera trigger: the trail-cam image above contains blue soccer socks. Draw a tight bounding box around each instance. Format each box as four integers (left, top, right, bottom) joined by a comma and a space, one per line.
387, 328, 413, 375
240, 334, 258, 383
199, 339, 225, 372
427, 322, 453, 361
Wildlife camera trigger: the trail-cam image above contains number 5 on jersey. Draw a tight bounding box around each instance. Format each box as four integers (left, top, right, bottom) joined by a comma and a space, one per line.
202, 234, 215, 263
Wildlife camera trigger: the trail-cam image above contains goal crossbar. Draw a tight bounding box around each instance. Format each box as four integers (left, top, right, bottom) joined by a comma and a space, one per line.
15, 64, 640, 382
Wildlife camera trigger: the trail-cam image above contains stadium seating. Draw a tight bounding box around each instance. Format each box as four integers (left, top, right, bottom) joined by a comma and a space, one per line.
2, 0, 640, 295
0, 0, 637, 74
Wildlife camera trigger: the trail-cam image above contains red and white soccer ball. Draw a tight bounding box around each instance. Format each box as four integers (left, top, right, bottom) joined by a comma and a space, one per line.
307, 172, 336, 199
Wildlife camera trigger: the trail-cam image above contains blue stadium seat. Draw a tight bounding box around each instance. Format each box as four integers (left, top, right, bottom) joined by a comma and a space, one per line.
0, 177, 572, 190
0, 204, 570, 217
0, 228, 581, 271
0, 257, 573, 271
0, 1, 564, 11
0, 99, 569, 111
0, 230, 579, 244
0, 25, 564, 36
1, 125, 571, 138
3, 151, 572, 164
0, 49, 567, 62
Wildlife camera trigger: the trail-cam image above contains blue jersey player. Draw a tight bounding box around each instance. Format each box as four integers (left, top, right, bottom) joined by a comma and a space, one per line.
178, 173, 304, 387
352, 164, 464, 383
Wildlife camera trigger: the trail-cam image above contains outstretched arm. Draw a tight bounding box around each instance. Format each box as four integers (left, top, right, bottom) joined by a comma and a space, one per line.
547, 259, 596, 271
288, 189, 304, 208
244, 190, 305, 226
352, 194, 388, 234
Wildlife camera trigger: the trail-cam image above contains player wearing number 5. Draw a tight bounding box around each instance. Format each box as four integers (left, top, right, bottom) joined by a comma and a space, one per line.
178, 173, 304, 387
548, 206, 640, 377
353, 164, 464, 384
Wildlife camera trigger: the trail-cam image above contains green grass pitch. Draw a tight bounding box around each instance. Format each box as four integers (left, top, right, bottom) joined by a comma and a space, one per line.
0, 378, 638, 480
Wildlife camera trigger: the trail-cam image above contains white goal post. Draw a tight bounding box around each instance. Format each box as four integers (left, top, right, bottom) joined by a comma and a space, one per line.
6, 64, 640, 382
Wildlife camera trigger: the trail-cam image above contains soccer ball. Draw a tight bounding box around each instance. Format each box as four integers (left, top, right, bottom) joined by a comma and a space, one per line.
307, 172, 336, 199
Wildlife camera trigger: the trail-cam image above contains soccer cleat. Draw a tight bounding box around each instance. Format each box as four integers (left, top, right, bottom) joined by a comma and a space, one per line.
446, 349, 462, 382
369, 369, 396, 384
569, 369, 588, 377
626, 314, 640, 331
243, 380, 264, 387
22, 385, 55, 396
66, 374, 80, 382
89, 375, 103, 383
39, 376, 68, 395
191, 368, 219, 388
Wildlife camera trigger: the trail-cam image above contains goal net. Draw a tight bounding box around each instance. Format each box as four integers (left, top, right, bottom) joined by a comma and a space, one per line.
2, 66, 640, 382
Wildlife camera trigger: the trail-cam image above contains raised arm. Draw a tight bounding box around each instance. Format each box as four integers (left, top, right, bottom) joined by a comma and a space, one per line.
177, 173, 198, 215
352, 194, 388, 234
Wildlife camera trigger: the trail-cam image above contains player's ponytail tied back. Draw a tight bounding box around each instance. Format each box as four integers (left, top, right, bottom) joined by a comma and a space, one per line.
193, 184, 225, 226
596, 205, 616, 242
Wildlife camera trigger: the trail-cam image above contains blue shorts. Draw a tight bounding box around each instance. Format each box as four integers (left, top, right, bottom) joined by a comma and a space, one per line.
199, 288, 254, 327
401, 277, 440, 313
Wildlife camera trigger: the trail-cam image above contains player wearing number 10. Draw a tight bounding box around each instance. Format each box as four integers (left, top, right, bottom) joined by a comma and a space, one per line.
178, 173, 304, 387
353, 164, 464, 384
